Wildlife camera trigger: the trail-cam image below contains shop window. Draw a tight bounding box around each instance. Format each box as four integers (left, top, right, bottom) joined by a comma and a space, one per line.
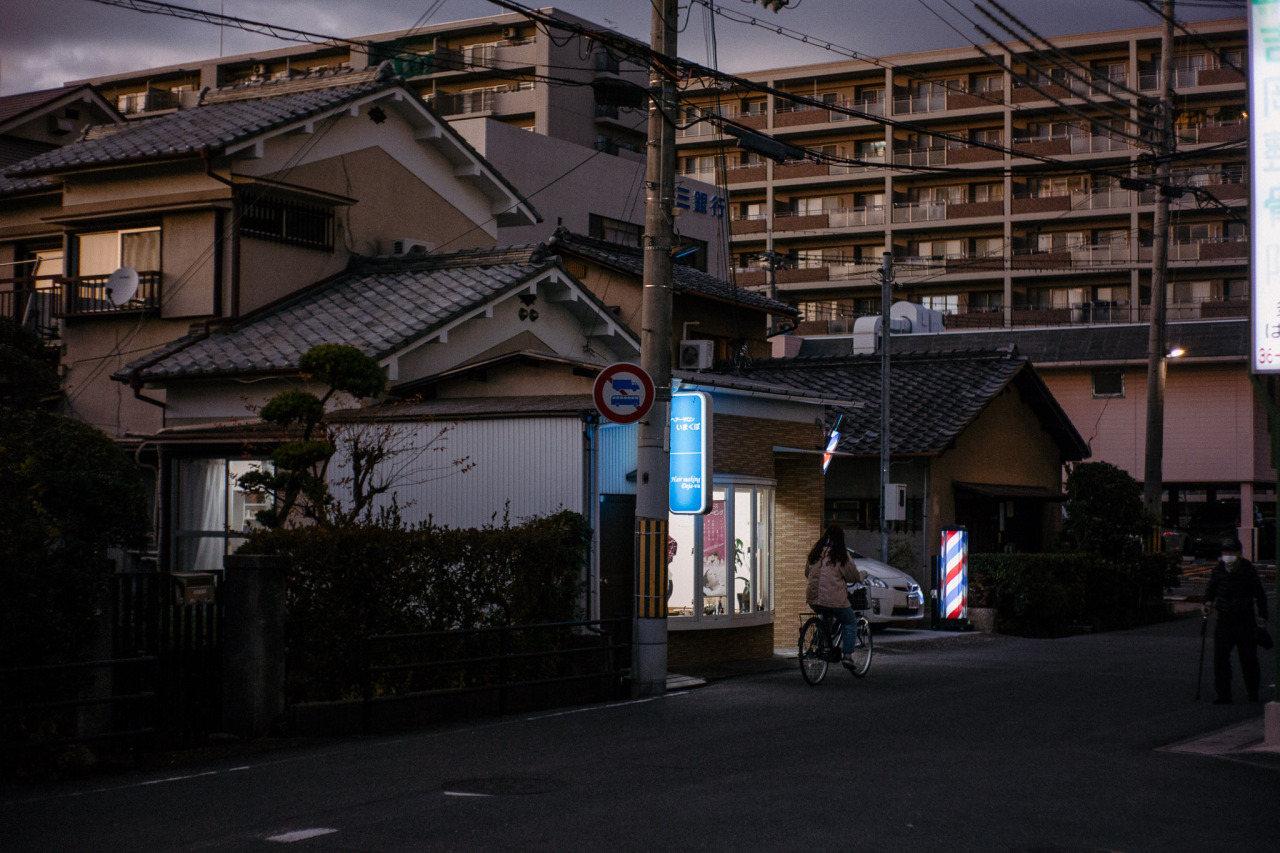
174, 458, 273, 571
667, 478, 774, 622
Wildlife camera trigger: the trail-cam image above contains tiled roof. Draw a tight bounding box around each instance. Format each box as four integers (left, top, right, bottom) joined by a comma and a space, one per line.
546, 228, 799, 317
0, 86, 79, 127
796, 319, 1248, 364
0, 138, 58, 195
116, 245, 562, 383
9, 80, 391, 177
725, 348, 1088, 459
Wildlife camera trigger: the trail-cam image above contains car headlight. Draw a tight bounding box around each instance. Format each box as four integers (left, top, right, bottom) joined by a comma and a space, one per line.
864, 575, 889, 588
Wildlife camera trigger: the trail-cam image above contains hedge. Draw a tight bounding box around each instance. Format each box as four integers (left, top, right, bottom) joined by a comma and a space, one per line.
969, 551, 1178, 637
242, 510, 591, 702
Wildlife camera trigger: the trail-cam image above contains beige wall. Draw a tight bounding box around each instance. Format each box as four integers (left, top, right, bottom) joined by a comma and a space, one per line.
160, 209, 222, 318
929, 385, 1066, 535
1038, 363, 1266, 484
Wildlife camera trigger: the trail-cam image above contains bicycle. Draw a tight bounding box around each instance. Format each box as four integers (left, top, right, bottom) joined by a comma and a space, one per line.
798, 586, 873, 685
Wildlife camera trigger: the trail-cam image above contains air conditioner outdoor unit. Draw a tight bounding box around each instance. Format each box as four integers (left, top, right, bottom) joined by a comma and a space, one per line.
252, 64, 267, 76
389, 238, 436, 256
678, 339, 714, 370
502, 26, 520, 39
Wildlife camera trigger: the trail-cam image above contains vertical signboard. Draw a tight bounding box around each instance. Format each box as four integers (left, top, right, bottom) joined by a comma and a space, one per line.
1252, 2, 1280, 372
669, 391, 712, 514
940, 527, 968, 624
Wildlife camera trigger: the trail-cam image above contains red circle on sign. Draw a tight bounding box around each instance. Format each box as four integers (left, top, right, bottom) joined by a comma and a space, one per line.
593, 362, 655, 425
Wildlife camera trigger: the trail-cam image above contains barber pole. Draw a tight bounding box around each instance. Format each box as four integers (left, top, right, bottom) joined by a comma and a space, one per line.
941, 528, 968, 621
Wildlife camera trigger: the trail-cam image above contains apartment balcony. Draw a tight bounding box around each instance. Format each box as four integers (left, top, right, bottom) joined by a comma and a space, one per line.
773, 212, 830, 233
1141, 66, 1247, 90
116, 88, 180, 115
1011, 188, 1132, 215
725, 163, 767, 184
1139, 180, 1248, 208
0, 277, 62, 331
893, 145, 1003, 167
44, 272, 163, 317
730, 215, 769, 236
893, 92, 947, 115
1176, 121, 1247, 146
1011, 73, 1131, 104
1012, 132, 1130, 158
774, 158, 886, 180
891, 199, 1003, 223
947, 89, 1003, 110
1138, 238, 1249, 263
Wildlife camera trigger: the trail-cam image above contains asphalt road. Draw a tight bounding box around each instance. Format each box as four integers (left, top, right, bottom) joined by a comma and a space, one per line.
3, 614, 1278, 853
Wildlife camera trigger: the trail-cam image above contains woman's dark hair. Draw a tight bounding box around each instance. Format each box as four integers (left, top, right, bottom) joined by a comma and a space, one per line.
807, 525, 849, 566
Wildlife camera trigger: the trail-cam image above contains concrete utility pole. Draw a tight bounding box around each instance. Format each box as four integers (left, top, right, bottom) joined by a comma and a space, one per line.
1142, 0, 1176, 535
632, 0, 678, 698
879, 252, 893, 563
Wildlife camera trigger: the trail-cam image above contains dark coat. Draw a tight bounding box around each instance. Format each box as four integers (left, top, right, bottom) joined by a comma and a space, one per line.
1205, 556, 1268, 620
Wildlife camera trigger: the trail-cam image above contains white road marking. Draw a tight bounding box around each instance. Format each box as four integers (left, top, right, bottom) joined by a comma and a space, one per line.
267, 828, 339, 843
443, 791, 493, 797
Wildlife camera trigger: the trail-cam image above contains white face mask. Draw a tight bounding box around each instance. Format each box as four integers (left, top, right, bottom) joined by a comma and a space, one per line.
1222, 554, 1238, 570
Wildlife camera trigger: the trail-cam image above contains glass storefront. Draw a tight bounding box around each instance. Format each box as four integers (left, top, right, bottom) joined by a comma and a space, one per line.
668, 477, 774, 622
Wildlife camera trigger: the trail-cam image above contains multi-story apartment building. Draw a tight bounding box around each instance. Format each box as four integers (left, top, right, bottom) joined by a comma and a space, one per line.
674, 17, 1247, 333
73, 8, 649, 165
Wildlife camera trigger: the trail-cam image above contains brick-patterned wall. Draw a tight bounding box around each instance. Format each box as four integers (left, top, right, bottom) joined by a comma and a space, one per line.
669, 623, 775, 667
773, 453, 825, 652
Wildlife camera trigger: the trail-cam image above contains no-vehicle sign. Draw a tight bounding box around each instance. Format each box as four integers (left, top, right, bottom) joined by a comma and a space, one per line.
593, 362, 655, 424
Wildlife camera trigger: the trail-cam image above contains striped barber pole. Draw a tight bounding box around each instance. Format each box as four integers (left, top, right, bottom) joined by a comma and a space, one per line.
941, 528, 968, 621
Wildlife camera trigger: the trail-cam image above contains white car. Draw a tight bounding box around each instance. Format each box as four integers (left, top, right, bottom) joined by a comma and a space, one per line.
848, 550, 925, 628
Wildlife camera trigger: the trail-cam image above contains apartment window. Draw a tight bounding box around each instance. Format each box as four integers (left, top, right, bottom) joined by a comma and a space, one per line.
742, 99, 767, 116
1092, 369, 1124, 399
1224, 278, 1248, 300
855, 139, 886, 159
792, 196, 836, 215
174, 458, 273, 571
912, 185, 965, 205
971, 183, 1004, 203
970, 128, 1003, 145
1038, 231, 1086, 252
76, 226, 160, 276
1172, 280, 1212, 304
921, 295, 960, 314
667, 478, 774, 621
241, 198, 334, 250
914, 239, 964, 259
969, 291, 1003, 310
973, 236, 1004, 258
971, 73, 1002, 93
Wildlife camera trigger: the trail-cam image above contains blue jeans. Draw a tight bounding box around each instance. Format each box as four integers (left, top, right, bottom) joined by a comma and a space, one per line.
814, 605, 859, 653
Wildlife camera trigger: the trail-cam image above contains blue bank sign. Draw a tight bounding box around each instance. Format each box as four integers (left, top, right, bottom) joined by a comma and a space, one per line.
669, 391, 712, 514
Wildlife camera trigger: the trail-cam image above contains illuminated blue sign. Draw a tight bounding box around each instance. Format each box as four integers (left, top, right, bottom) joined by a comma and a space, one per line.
669, 391, 712, 514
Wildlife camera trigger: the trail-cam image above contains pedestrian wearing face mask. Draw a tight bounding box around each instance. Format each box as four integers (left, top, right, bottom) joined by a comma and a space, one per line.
1202, 537, 1269, 704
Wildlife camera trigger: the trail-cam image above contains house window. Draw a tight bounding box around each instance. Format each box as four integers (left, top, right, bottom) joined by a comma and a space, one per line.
174, 458, 273, 571
667, 478, 774, 622
1092, 369, 1124, 398
241, 198, 335, 250
76, 227, 160, 276
921, 294, 960, 314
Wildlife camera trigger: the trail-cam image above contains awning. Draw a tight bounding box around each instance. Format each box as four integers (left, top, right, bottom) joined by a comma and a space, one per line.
954, 481, 1067, 502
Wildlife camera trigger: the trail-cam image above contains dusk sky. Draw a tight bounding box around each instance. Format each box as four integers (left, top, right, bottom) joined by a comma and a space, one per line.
0, 0, 1246, 96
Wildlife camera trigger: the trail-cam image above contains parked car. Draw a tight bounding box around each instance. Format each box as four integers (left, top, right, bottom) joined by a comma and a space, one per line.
847, 550, 925, 628
1182, 500, 1273, 560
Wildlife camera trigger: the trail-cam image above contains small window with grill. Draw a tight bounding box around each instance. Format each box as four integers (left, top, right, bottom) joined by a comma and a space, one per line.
241, 198, 334, 250
1092, 368, 1124, 398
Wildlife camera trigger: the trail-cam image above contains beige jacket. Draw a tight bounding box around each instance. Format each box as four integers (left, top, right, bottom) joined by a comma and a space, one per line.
805, 548, 864, 609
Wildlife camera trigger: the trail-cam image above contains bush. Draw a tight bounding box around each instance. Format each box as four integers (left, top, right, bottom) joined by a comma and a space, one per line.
970, 550, 1178, 637
243, 510, 591, 702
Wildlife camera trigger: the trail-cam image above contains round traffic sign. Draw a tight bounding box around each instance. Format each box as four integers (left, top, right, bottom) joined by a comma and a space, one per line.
593, 362, 655, 425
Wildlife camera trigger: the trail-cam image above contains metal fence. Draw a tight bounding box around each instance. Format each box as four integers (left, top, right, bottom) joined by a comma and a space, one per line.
362, 618, 629, 733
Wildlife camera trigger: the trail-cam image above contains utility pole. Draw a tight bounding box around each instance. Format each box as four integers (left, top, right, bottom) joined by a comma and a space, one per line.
878, 252, 894, 563
1142, 0, 1176, 538
632, 0, 677, 698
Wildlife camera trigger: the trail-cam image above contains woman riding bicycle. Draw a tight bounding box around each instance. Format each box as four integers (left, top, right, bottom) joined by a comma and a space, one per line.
805, 526, 867, 667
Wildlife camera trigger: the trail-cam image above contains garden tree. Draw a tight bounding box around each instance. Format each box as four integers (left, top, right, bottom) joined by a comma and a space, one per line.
0, 319, 148, 665
240, 343, 474, 528
1060, 461, 1150, 559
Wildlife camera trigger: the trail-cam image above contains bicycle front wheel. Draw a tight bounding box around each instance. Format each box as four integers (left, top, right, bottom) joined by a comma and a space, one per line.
799, 617, 830, 685
846, 616, 873, 677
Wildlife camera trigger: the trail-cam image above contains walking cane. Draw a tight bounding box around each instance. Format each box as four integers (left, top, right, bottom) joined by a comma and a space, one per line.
1195, 609, 1208, 701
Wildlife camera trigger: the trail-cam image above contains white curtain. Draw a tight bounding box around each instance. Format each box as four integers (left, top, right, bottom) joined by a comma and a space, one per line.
178, 459, 226, 571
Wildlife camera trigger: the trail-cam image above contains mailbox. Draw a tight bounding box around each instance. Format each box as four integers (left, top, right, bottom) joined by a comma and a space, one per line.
172, 572, 217, 606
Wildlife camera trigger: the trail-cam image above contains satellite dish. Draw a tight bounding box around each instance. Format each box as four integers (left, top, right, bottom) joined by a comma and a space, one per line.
106, 267, 139, 306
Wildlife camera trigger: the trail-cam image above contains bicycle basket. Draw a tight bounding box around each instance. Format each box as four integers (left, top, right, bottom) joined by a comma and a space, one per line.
847, 585, 869, 611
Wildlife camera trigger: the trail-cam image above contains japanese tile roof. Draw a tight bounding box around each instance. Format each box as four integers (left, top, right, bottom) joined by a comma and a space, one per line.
724, 347, 1088, 459
0, 85, 89, 128
115, 245, 566, 384
796, 319, 1248, 364
7, 79, 392, 177
545, 228, 799, 317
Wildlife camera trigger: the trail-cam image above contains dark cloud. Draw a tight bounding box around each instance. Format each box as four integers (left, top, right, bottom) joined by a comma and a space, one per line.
1, 0, 1240, 95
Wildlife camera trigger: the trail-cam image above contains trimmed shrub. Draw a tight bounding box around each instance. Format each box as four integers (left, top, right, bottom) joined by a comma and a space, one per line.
243, 510, 590, 702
